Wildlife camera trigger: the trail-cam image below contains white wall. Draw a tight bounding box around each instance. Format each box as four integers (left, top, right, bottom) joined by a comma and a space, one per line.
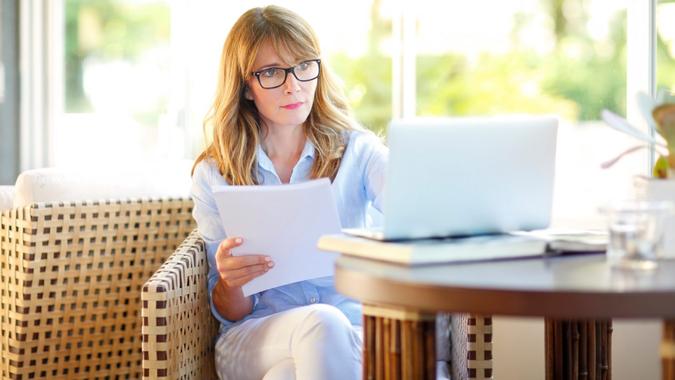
493, 317, 661, 379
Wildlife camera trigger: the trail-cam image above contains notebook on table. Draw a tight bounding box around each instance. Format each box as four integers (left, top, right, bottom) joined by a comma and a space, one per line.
343, 115, 559, 241
318, 229, 606, 265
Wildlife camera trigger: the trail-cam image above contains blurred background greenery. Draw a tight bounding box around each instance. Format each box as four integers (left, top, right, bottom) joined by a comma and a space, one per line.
64, 0, 675, 136
56, 0, 675, 230
65, 0, 170, 122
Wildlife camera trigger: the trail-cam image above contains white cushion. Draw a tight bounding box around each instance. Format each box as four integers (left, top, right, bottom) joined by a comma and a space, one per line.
0, 186, 14, 211
13, 160, 193, 208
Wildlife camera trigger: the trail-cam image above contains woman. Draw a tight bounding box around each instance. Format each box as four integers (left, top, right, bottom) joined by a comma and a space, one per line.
191, 5, 387, 380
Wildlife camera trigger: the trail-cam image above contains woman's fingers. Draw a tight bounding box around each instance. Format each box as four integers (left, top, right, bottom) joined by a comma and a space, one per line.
220, 262, 273, 287
216, 236, 243, 260
221, 262, 273, 281
214, 236, 274, 288
220, 254, 272, 271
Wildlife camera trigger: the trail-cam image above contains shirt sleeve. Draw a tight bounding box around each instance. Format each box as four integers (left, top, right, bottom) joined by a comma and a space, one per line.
362, 132, 389, 212
191, 160, 261, 327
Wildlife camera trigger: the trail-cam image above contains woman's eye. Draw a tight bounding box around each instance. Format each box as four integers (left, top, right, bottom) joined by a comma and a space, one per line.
298, 62, 309, 71
261, 68, 277, 78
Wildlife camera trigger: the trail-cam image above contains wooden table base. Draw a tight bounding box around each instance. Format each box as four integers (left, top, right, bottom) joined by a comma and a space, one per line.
664, 320, 675, 380
361, 305, 494, 380
545, 319, 613, 380
362, 305, 436, 380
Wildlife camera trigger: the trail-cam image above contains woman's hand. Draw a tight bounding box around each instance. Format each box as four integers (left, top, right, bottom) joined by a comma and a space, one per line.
212, 237, 274, 321
215, 237, 274, 289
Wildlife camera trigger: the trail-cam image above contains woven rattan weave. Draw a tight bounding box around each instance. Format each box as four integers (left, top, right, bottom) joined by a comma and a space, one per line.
0, 198, 194, 379
142, 230, 219, 380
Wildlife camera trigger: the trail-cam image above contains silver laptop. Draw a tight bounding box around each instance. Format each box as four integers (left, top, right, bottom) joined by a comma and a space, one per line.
344, 116, 558, 241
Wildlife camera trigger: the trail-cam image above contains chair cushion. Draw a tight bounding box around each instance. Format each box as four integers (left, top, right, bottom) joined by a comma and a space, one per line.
0, 186, 14, 211
13, 161, 193, 208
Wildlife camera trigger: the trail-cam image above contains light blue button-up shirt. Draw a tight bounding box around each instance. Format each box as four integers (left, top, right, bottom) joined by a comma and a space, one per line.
191, 129, 388, 335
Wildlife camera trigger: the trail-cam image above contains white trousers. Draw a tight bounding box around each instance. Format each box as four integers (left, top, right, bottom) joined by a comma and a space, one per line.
215, 304, 363, 380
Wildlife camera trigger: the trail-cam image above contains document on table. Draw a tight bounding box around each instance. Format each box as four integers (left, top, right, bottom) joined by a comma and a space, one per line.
212, 178, 341, 296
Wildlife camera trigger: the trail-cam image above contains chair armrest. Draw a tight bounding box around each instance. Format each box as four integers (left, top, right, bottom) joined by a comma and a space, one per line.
451, 313, 493, 380
142, 229, 220, 380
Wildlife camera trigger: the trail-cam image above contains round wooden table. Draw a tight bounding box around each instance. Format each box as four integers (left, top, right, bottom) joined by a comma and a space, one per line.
335, 254, 675, 380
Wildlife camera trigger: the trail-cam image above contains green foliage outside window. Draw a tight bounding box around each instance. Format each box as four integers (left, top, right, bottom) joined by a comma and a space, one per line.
63, 1, 675, 136
65, 0, 169, 115
330, 53, 392, 136
416, 52, 579, 121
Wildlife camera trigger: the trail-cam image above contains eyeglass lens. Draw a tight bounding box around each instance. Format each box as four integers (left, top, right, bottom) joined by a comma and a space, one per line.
257, 60, 320, 89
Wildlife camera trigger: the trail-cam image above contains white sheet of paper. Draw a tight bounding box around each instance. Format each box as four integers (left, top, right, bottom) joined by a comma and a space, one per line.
212, 178, 341, 296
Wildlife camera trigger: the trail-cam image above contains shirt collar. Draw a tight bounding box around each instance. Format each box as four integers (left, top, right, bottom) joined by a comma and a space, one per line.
299, 138, 316, 160
256, 138, 316, 173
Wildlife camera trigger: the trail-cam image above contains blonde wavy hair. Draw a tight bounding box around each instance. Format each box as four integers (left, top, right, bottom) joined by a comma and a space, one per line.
193, 5, 357, 185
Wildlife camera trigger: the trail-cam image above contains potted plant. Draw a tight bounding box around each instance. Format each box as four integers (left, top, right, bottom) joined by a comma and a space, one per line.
604, 91, 675, 257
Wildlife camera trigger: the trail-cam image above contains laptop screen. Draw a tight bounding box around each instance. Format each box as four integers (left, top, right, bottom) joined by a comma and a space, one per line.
382, 116, 558, 239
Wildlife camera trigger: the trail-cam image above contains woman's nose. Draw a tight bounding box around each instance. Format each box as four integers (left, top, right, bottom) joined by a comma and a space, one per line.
284, 73, 301, 94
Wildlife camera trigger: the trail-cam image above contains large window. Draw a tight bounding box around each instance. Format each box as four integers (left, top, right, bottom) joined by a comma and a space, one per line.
413, 0, 633, 228
57, 0, 658, 228
416, 0, 626, 120
59, 0, 171, 167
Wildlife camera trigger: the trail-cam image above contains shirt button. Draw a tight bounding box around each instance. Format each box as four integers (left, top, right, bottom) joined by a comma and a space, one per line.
310, 297, 318, 303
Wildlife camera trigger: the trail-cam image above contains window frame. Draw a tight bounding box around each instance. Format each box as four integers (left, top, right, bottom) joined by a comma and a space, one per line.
626, 0, 657, 173
19, 0, 63, 170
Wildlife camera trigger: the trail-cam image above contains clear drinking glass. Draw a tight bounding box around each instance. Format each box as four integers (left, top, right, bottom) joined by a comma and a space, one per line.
602, 200, 674, 270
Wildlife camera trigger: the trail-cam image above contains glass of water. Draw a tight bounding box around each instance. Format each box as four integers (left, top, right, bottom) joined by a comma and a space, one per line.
602, 200, 674, 270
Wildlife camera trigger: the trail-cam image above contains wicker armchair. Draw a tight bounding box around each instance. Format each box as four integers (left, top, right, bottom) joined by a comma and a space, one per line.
0, 197, 194, 379
142, 231, 493, 380
141, 230, 219, 379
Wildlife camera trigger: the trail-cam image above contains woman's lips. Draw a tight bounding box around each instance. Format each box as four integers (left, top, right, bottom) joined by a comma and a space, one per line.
281, 102, 303, 110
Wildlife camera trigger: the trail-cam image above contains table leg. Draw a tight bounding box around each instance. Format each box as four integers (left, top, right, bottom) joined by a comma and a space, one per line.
361, 305, 494, 380
545, 319, 613, 380
362, 304, 436, 380
663, 319, 675, 380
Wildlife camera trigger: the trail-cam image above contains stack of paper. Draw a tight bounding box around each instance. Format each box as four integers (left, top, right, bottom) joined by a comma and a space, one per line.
213, 179, 341, 296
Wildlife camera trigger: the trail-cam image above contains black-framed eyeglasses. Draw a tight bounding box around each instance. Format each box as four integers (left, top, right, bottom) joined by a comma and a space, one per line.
252, 59, 321, 89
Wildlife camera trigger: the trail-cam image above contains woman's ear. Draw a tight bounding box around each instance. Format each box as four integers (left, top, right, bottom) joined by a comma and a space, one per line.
243, 85, 254, 101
